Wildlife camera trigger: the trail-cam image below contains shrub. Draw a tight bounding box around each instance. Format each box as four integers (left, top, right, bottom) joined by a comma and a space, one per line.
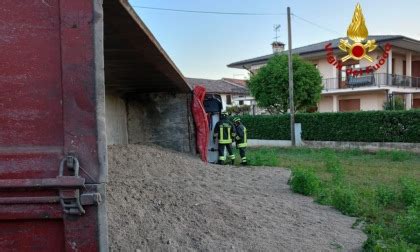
324, 152, 344, 183
397, 201, 420, 245
372, 239, 418, 252
289, 168, 320, 196
375, 185, 396, 207
315, 187, 333, 205
331, 185, 359, 216
239, 115, 291, 140
226, 105, 251, 115
390, 151, 411, 162
238, 110, 420, 143
400, 178, 420, 207
383, 96, 405, 111
377, 150, 412, 162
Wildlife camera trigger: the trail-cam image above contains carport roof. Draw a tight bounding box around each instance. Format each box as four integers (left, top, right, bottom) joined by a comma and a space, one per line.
104, 0, 190, 94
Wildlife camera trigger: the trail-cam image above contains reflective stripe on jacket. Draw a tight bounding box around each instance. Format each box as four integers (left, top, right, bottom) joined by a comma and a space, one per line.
214, 119, 236, 144
235, 124, 247, 148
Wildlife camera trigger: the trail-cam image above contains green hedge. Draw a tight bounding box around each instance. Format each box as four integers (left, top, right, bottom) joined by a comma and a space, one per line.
238, 111, 420, 143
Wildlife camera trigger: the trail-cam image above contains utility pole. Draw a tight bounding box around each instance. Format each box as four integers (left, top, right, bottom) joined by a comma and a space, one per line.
287, 7, 296, 146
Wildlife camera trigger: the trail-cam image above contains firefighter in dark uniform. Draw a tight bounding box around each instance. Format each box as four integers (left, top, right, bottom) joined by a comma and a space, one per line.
233, 117, 247, 165
213, 112, 236, 165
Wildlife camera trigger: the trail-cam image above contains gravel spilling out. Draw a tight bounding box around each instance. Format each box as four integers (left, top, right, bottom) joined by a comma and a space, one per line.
107, 144, 366, 251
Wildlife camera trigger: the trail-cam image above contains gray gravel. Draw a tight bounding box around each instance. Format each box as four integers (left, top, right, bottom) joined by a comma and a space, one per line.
107, 144, 366, 251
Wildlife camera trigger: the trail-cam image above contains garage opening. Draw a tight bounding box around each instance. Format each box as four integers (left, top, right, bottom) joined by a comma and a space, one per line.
103, 0, 195, 153
414, 98, 420, 108
339, 99, 361, 112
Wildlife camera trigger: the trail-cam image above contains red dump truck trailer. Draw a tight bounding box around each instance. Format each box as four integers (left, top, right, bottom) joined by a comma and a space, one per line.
0, 0, 107, 251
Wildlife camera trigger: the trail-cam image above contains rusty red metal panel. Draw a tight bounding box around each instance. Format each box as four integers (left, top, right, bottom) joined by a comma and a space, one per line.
0, 0, 63, 180
0, 152, 62, 179
0, 177, 85, 189
0, 219, 65, 252
63, 205, 100, 251
0, 0, 104, 250
0, 1, 63, 149
0, 196, 61, 204
60, 0, 101, 184
0, 204, 63, 220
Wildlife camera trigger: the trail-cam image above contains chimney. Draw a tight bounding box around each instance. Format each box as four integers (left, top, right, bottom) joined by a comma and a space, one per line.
271, 41, 285, 54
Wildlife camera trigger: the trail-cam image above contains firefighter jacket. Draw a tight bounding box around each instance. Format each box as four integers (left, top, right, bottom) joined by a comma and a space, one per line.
214, 118, 236, 144
235, 124, 247, 148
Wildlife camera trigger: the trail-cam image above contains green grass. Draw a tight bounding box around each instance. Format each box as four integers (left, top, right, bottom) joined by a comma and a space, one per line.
236, 147, 420, 251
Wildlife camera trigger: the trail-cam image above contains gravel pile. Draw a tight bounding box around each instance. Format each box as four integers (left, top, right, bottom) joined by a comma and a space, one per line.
107, 144, 366, 251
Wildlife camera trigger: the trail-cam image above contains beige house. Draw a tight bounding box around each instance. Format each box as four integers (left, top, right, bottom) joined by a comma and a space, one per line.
228, 35, 420, 112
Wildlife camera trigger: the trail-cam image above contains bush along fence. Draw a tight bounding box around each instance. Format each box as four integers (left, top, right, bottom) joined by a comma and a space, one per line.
238, 110, 420, 143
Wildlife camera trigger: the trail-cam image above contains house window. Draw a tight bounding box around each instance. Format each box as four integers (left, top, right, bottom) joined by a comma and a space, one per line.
239, 100, 244, 105
403, 60, 406, 75
226, 95, 232, 105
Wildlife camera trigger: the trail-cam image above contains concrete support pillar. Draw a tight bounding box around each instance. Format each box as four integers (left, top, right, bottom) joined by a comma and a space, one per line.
294, 123, 303, 146
332, 65, 338, 89
406, 93, 413, 110
332, 95, 339, 112
387, 49, 393, 85
406, 52, 412, 87
406, 52, 412, 76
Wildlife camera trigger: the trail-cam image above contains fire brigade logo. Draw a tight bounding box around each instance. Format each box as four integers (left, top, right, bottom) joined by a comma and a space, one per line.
325, 3, 391, 76
338, 3, 377, 62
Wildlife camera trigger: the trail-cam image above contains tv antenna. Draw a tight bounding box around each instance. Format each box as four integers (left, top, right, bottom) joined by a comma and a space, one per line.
273, 24, 281, 42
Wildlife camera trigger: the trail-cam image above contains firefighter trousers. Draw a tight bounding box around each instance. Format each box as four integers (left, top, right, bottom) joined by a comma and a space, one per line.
218, 143, 235, 163
238, 147, 247, 164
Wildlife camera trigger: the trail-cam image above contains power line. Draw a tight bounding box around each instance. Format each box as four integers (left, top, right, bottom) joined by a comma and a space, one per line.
131, 5, 342, 37
291, 14, 342, 36
131, 5, 286, 16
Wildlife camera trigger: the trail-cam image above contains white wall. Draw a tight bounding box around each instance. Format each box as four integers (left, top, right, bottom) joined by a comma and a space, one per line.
359, 93, 387, 111
317, 58, 336, 79
250, 64, 265, 73
318, 96, 334, 112
318, 92, 387, 112
232, 95, 253, 106
105, 94, 128, 145
220, 94, 227, 111
393, 54, 404, 75
367, 51, 390, 74
316, 50, 395, 78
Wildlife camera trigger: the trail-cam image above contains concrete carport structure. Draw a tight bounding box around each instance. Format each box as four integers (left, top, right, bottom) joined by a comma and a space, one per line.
103, 0, 195, 153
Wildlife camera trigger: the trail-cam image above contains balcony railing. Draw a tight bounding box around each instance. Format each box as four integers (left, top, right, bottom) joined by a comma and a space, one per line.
323, 73, 420, 91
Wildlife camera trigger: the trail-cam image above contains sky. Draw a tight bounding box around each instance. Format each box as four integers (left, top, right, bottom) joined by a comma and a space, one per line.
128, 0, 420, 80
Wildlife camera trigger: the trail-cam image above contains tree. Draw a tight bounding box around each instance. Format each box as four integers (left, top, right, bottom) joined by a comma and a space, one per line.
383, 96, 405, 110
247, 54, 323, 114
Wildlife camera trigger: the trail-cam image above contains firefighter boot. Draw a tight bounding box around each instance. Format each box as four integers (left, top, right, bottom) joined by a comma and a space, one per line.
229, 155, 235, 165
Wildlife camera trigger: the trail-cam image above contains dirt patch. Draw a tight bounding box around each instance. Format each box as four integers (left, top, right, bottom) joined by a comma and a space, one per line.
107, 144, 366, 251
